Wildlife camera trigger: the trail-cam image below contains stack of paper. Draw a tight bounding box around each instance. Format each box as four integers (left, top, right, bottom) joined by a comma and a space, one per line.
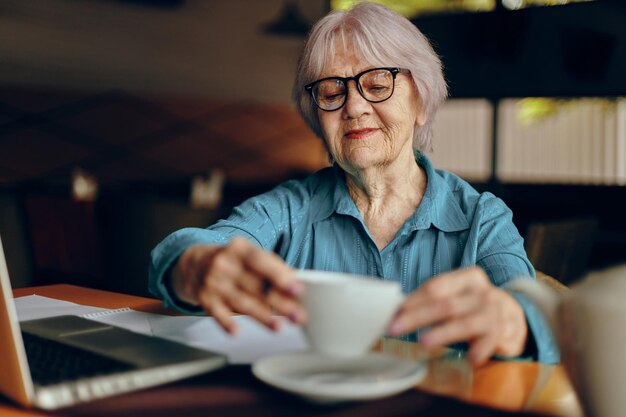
15, 295, 309, 364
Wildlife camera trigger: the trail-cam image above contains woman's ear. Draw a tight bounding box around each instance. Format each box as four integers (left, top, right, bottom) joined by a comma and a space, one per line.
416, 111, 428, 127
413, 90, 427, 127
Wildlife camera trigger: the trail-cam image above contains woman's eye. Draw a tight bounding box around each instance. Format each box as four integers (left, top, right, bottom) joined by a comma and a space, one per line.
322, 93, 343, 101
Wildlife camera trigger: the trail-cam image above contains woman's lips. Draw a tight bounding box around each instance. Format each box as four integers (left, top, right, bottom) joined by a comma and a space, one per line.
344, 128, 377, 139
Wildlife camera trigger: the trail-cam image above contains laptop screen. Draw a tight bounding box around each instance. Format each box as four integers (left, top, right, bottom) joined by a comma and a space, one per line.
0, 236, 35, 406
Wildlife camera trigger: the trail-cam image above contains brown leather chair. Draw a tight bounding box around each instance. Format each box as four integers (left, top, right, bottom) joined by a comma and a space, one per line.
536, 270, 569, 294
525, 216, 598, 285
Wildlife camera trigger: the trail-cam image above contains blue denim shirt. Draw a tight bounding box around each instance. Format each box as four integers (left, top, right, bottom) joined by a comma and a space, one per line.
149, 152, 560, 364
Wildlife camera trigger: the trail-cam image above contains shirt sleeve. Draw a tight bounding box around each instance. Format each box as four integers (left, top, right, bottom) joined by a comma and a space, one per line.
473, 193, 561, 364
148, 187, 296, 311
504, 286, 561, 364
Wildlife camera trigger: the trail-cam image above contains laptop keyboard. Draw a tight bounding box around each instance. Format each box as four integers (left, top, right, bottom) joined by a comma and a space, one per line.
22, 332, 136, 386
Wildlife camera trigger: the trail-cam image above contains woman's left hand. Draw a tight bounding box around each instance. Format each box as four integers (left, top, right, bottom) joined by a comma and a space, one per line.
387, 266, 528, 366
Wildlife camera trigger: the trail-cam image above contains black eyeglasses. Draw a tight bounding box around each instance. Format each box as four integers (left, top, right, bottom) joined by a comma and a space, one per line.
304, 67, 411, 112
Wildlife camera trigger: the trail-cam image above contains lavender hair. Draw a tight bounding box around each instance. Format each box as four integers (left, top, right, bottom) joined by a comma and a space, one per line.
292, 2, 448, 152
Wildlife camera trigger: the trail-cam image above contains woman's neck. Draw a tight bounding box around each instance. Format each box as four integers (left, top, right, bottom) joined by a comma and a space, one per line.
344, 152, 427, 250
345, 151, 426, 212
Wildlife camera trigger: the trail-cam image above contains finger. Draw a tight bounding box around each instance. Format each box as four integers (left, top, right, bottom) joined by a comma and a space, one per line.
199, 246, 262, 299
202, 296, 238, 334
211, 247, 279, 301
467, 334, 499, 366
228, 237, 302, 295
234, 267, 266, 295
420, 313, 492, 348
267, 289, 307, 324
222, 285, 281, 331
402, 266, 489, 310
390, 291, 485, 335
202, 261, 282, 332
233, 265, 304, 325
196, 272, 240, 334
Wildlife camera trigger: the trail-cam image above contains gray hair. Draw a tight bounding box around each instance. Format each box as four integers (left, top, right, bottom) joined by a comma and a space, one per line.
293, 2, 448, 152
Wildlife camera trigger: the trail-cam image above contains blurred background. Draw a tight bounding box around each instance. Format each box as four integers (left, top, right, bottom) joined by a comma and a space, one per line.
1, 0, 624, 295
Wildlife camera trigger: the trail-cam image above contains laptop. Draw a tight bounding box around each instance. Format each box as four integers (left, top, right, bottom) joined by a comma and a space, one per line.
0, 236, 227, 410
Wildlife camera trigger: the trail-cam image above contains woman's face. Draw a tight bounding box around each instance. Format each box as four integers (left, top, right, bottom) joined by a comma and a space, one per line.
317, 47, 422, 175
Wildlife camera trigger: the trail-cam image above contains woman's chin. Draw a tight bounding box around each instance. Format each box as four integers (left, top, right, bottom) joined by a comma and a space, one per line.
341, 156, 389, 173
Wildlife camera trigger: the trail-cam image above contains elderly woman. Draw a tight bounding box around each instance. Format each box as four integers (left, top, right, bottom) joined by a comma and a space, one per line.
149, 2, 558, 365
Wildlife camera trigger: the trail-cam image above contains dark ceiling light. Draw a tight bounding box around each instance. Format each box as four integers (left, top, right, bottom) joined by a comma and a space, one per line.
263, 1, 311, 37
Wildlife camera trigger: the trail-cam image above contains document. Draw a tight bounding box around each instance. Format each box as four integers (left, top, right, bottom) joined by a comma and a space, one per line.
15, 295, 309, 364
15, 294, 109, 321
148, 314, 309, 364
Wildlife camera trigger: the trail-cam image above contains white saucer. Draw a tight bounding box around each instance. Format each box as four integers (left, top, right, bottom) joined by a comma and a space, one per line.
252, 351, 427, 403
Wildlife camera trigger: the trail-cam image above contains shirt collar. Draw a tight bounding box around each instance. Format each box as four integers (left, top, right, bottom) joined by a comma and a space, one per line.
310, 164, 359, 223
310, 153, 470, 232
412, 152, 469, 232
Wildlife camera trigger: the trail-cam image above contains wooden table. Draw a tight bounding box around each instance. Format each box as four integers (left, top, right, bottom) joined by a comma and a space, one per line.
2, 285, 583, 417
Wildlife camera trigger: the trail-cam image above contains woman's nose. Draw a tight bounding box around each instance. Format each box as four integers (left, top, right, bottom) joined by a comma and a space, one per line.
342, 81, 371, 119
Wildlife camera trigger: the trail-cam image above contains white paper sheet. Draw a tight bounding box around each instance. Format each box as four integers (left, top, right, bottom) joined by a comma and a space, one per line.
14, 295, 309, 364
14, 294, 107, 321
82, 308, 157, 335
149, 315, 309, 364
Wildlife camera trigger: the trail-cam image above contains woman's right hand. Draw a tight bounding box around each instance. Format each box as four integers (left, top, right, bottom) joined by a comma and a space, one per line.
170, 237, 306, 334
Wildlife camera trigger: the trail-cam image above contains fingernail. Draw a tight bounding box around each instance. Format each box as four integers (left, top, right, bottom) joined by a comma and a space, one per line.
288, 281, 304, 296
227, 324, 239, 335
468, 353, 481, 367
270, 318, 282, 332
420, 333, 435, 347
289, 309, 303, 324
387, 320, 402, 336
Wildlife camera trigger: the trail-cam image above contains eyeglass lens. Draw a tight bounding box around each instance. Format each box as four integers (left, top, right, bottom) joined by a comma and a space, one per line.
312, 69, 396, 111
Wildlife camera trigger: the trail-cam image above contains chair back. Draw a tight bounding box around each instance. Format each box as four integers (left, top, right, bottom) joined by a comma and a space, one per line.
525, 216, 598, 285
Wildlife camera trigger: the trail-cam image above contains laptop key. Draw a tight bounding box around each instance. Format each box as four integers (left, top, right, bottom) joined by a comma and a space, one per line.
22, 332, 136, 386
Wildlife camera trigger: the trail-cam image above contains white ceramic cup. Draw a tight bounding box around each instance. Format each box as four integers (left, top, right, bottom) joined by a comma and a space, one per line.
296, 270, 404, 358
510, 267, 626, 417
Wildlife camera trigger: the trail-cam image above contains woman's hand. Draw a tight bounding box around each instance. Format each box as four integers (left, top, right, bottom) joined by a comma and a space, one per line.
387, 266, 528, 366
170, 237, 306, 334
